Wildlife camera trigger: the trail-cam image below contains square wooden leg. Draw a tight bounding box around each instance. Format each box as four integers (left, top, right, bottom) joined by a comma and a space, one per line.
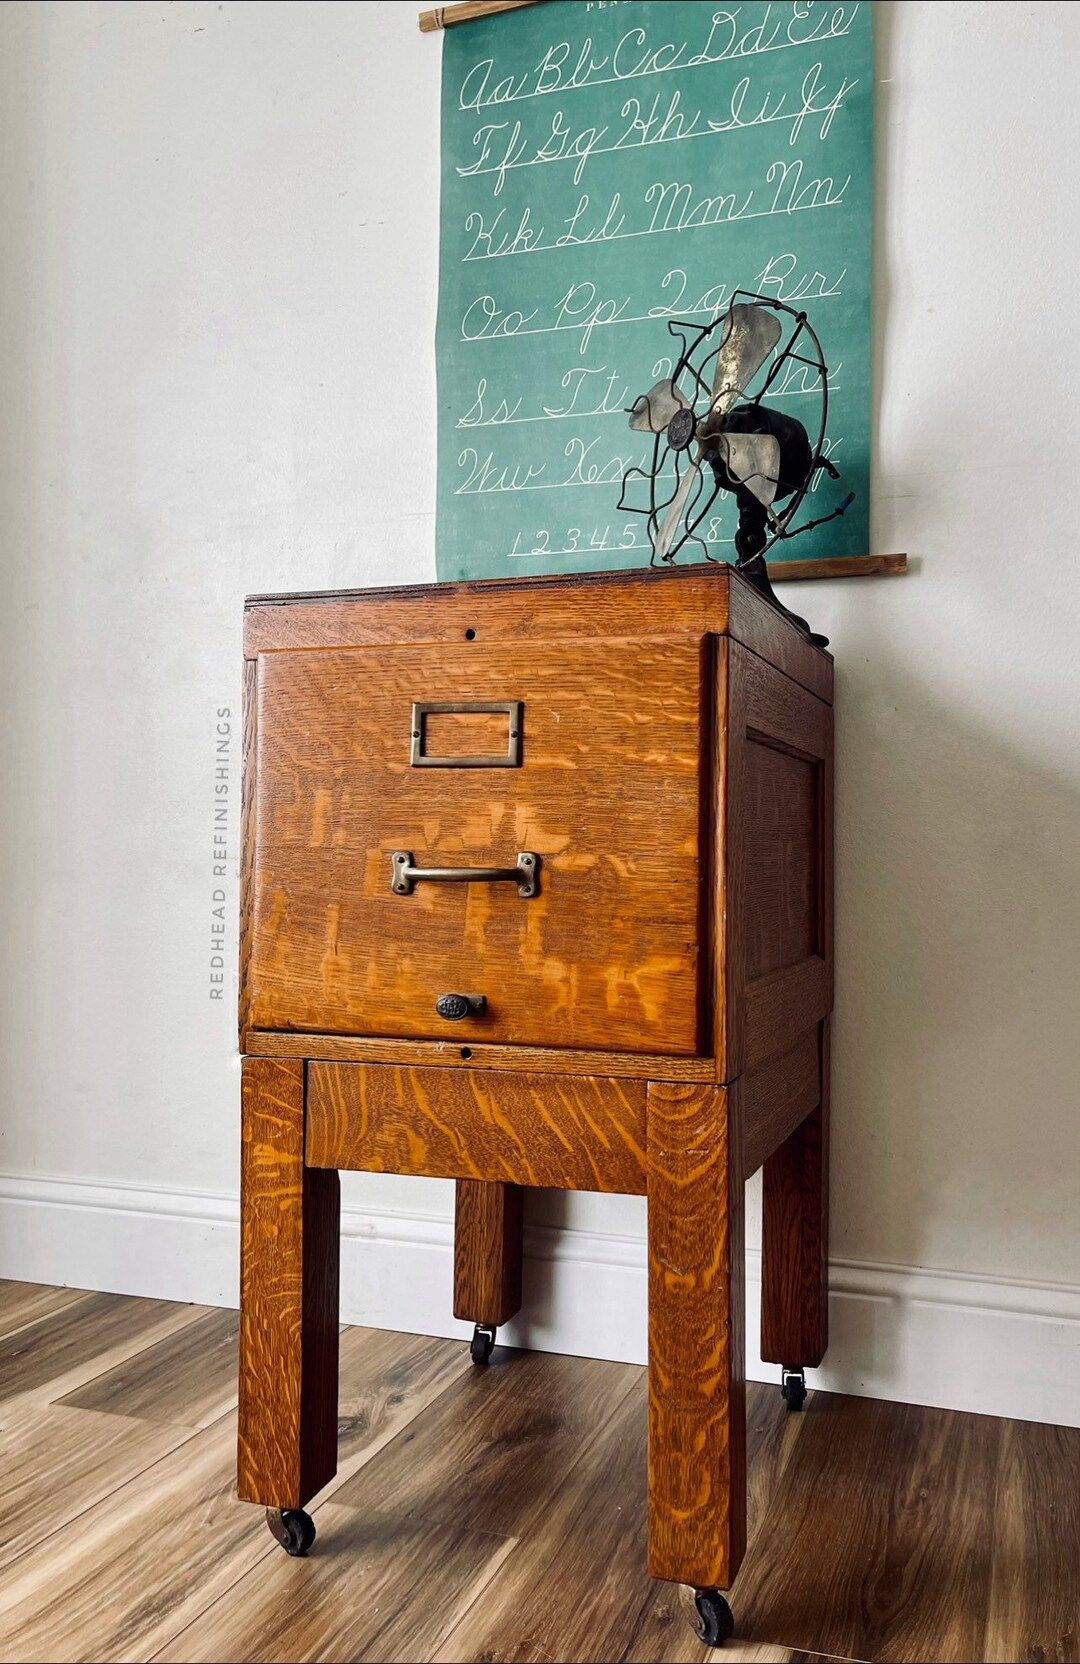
238, 1056, 340, 1510
647, 1080, 746, 1591
760, 1018, 831, 1369
453, 1179, 523, 1328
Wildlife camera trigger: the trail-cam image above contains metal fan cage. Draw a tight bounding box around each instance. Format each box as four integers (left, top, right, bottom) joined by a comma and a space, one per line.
618, 289, 850, 569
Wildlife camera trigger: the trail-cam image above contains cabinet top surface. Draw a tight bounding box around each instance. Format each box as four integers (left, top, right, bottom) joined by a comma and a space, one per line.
243, 564, 833, 701
247, 560, 797, 618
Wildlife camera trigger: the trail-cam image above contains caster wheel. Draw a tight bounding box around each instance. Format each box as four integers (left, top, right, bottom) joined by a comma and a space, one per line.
266, 1506, 316, 1557
781, 1367, 807, 1412
693, 1588, 735, 1647
469, 1324, 496, 1365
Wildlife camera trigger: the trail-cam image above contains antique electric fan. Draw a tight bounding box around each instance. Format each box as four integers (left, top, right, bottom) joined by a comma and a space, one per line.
618, 292, 855, 647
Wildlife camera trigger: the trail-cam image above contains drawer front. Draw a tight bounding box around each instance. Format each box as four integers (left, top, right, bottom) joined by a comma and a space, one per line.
306, 1062, 649, 1195
248, 635, 706, 1054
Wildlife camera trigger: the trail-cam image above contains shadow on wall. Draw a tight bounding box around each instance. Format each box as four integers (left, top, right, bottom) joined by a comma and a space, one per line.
515, 603, 1080, 1365
830, 620, 1080, 1287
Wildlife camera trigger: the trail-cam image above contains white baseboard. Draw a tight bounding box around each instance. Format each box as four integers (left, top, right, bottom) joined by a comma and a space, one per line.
1, 1171, 1077, 1427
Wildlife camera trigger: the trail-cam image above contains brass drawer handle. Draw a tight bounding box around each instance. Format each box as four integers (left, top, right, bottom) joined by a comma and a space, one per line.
390, 850, 538, 898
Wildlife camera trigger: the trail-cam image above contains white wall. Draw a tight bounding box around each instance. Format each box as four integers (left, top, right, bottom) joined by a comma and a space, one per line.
1, 1, 1077, 1425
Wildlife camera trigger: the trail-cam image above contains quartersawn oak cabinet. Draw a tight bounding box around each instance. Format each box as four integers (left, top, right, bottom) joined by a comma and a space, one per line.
237, 563, 833, 1646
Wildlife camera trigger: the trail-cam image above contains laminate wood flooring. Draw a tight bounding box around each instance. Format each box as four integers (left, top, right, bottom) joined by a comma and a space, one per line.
0, 1280, 1074, 1663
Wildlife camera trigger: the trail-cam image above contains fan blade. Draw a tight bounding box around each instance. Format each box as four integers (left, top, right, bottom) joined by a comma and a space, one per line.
628, 378, 688, 433
652, 458, 701, 562
716, 433, 781, 506
706, 305, 782, 423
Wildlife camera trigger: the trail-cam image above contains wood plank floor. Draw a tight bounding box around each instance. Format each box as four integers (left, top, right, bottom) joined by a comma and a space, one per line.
0, 1280, 1075, 1663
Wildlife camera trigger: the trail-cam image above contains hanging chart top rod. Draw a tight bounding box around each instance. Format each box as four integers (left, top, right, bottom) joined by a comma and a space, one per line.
419, 0, 541, 33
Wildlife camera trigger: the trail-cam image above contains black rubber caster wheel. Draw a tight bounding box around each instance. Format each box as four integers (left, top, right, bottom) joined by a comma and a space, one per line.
781, 1367, 807, 1412
266, 1506, 316, 1557
693, 1588, 735, 1647
469, 1324, 496, 1365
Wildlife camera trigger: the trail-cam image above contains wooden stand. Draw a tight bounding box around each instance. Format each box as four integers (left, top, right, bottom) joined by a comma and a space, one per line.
237, 564, 832, 1641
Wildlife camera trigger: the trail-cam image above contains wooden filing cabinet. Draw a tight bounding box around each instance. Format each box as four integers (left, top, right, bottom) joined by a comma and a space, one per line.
237, 563, 833, 1646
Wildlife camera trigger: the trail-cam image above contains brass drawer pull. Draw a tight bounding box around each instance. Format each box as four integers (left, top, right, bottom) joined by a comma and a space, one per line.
390, 850, 538, 898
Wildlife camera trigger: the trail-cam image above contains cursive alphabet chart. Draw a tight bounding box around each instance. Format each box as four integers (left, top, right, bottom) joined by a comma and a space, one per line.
435, 0, 873, 580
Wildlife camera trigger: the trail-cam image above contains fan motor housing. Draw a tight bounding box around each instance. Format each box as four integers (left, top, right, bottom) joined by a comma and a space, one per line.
667, 406, 696, 451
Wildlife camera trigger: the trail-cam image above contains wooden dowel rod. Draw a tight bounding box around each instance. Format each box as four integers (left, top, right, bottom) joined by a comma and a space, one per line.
767, 553, 907, 583
420, 0, 539, 32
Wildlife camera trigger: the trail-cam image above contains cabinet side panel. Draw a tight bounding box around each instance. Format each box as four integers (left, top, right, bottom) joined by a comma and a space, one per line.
709, 637, 729, 1076
743, 740, 817, 980
723, 644, 832, 1080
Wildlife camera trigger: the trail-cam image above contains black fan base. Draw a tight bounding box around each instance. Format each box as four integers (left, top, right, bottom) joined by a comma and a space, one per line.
736, 552, 830, 649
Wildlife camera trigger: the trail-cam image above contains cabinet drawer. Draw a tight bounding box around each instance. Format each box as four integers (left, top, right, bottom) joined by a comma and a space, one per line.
248, 635, 706, 1054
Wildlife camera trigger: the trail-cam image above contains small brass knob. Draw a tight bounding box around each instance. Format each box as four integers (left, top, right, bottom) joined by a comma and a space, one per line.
435, 993, 485, 1021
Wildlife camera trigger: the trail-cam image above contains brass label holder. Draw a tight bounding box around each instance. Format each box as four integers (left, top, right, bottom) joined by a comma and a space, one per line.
410, 700, 522, 768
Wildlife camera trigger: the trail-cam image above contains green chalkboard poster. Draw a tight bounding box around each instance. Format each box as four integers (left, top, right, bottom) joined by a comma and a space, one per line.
435, 0, 872, 581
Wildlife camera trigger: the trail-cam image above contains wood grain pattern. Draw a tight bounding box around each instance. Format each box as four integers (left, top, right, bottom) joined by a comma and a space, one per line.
705, 636, 729, 1069
58, 1308, 239, 1428
722, 640, 831, 1080
732, 636, 830, 759
0, 1291, 199, 1423
306, 1061, 648, 1194
158, 1498, 515, 1663
741, 1027, 821, 1180
433, 1377, 802, 1664
0, 1320, 466, 1663
332, 1323, 467, 1474
0, 1279, 90, 1340
249, 635, 705, 1055
0, 1416, 265, 1662
2, 1287, 1074, 1663
744, 957, 830, 1075
158, 1331, 494, 1664
11, 1401, 473, 1664
246, 1028, 717, 1081
743, 740, 817, 982
0, 1405, 188, 1565
238, 1057, 339, 1510
453, 1180, 523, 1327
626, 1617, 805, 1664
767, 552, 907, 583
233, 559, 840, 1637
244, 565, 833, 704
731, 1392, 1006, 1662
243, 564, 733, 655
760, 1021, 830, 1370
237, 654, 257, 1047
986, 1417, 1080, 1663
421, 704, 514, 760
727, 580, 835, 704
432, 1376, 651, 1664
647, 1080, 746, 1591
331, 1346, 639, 1538
626, 1384, 810, 1663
